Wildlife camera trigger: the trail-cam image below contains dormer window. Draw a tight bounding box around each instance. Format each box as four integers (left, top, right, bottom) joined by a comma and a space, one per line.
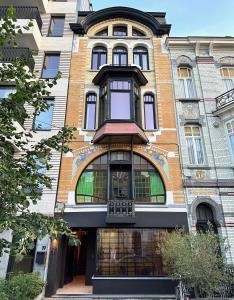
113, 25, 127, 36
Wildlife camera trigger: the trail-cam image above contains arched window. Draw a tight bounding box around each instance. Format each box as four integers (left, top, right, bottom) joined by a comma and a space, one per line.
177, 67, 196, 98
113, 46, 128, 66
76, 152, 165, 204
95, 27, 108, 36
220, 67, 234, 91
132, 27, 146, 37
144, 94, 156, 130
196, 203, 217, 233
91, 46, 107, 70
84, 93, 96, 130
133, 46, 149, 70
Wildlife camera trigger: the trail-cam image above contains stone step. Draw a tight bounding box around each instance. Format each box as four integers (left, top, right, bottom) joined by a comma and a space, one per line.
44, 295, 176, 300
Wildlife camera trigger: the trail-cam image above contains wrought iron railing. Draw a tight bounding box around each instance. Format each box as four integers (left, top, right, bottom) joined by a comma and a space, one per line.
107, 199, 135, 217
216, 88, 234, 110
0, 47, 35, 71
0, 6, 42, 31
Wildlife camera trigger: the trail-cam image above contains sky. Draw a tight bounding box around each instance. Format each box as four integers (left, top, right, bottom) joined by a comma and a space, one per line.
91, 0, 234, 37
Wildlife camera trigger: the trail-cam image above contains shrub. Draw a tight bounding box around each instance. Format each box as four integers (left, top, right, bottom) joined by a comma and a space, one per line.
5, 272, 45, 300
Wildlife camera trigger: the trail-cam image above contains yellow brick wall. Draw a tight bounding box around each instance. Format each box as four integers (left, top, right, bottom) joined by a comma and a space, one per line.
57, 18, 185, 205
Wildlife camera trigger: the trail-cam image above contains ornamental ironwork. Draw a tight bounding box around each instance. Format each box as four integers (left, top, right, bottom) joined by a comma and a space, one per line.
216, 88, 234, 110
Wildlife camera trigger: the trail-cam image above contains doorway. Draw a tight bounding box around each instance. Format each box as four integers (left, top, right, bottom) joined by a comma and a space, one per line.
57, 230, 93, 295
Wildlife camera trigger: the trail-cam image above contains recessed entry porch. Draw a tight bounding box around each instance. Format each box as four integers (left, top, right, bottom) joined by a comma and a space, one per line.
46, 228, 179, 297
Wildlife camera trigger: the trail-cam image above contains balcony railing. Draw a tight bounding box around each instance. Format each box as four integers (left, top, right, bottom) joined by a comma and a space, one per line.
107, 199, 135, 218
216, 88, 234, 110
0, 6, 42, 31
0, 47, 35, 71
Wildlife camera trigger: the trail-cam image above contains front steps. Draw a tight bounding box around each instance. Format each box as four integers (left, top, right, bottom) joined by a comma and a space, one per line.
44, 294, 176, 300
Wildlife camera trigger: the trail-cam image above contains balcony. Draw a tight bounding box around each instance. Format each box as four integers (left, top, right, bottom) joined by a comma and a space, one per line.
216, 88, 234, 110
0, 47, 35, 71
106, 199, 136, 224
0, 0, 48, 13
0, 7, 42, 49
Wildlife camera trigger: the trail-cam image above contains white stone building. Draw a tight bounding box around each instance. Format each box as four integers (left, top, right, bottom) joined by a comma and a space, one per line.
167, 36, 234, 266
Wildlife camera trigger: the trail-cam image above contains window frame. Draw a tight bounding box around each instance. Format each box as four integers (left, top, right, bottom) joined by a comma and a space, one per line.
144, 94, 156, 130
84, 93, 97, 130
132, 27, 146, 37
112, 46, 128, 66
91, 46, 107, 70
33, 98, 54, 131
184, 125, 206, 165
48, 15, 65, 37
133, 46, 149, 70
225, 119, 234, 158
220, 67, 234, 91
95, 27, 108, 36
41, 53, 60, 79
75, 151, 166, 205
113, 25, 128, 37
177, 66, 197, 99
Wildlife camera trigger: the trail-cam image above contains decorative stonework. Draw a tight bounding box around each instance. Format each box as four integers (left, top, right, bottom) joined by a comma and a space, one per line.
182, 102, 199, 119
173, 55, 196, 68
218, 56, 234, 66
189, 196, 225, 226
71, 143, 170, 179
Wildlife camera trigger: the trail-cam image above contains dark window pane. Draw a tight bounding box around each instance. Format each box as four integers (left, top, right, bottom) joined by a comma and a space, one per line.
96, 28, 108, 36
92, 47, 107, 70
96, 229, 167, 276
42, 54, 60, 78
113, 26, 127, 36
110, 92, 131, 119
132, 28, 145, 36
144, 103, 155, 129
34, 100, 54, 130
48, 16, 65, 36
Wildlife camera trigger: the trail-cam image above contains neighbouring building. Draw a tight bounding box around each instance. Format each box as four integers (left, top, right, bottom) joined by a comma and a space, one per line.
167, 36, 234, 266
46, 6, 188, 297
0, 0, 92, 282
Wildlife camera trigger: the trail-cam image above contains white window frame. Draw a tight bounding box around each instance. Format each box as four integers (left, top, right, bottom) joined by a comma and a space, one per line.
220, 67, 234, 91
185, 125, 206, 165
226, 119, 234, 158
177, 67, 197, 99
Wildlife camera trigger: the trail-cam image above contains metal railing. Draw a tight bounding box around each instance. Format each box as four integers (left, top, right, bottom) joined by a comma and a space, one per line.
0, 47, 35, 71
107, 199, 135, 217
0, 6, 42, 31
216, 88, 234, 110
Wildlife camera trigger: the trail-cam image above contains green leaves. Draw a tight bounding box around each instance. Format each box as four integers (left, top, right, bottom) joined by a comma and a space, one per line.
0, 9, 78, 257
162, 229, 233, 297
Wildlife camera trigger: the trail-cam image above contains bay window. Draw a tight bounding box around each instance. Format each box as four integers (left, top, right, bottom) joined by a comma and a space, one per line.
185, 125, 205, 165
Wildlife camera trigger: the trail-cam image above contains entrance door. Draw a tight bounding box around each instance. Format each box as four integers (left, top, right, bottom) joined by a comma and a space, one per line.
111, 166, 131, 200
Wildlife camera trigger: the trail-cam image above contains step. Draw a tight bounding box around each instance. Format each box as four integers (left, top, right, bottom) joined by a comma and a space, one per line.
44, 294, 176, 300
